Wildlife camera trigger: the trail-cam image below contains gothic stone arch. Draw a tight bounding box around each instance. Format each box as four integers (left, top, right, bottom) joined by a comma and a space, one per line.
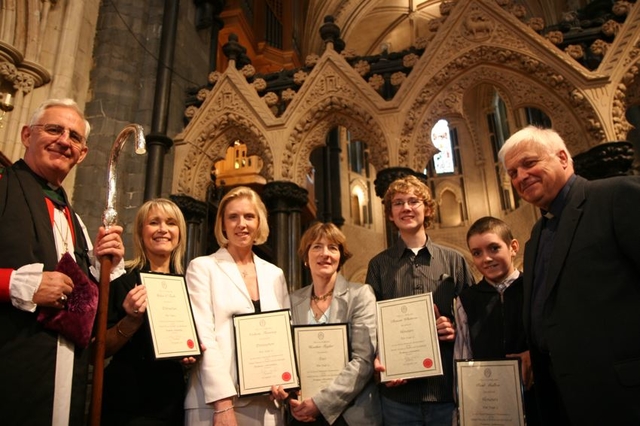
401, 46, 605, 168
285, 95, 389, 186
176, 112, 273, 201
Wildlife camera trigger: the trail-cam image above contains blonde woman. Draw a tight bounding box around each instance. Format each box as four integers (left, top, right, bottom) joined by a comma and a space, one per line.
185, 186, 290, 426
102, 198, 190, 425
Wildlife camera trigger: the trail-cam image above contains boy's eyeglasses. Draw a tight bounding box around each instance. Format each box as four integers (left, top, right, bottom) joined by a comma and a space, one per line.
391, 198, 423, 209
31, 123, 86, 146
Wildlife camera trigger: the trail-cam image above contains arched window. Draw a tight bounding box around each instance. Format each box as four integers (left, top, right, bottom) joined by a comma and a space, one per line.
347, 136, 374, 227
425, 119, 467, 228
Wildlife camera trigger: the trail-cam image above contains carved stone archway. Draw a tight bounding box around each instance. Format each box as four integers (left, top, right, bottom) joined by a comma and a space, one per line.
286, 97, 389, 186
176, 112, 273, 201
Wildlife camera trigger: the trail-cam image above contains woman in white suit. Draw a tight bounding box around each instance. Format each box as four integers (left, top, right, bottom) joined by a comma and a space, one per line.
185, 186, 290, 426
273, 222, 382, 426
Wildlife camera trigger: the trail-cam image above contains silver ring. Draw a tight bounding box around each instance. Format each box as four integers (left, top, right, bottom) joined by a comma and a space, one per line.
133, 309, 139, 314
58, 294, 67, 304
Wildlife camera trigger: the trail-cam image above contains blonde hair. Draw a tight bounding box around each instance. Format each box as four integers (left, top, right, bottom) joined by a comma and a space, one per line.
126, 198, 187, 274
214, 186, 270, 247
298, 222, 352, 271
383, 175, 436, 228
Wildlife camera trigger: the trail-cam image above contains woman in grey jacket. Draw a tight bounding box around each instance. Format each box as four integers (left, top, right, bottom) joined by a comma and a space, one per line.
273, 222, 381, 426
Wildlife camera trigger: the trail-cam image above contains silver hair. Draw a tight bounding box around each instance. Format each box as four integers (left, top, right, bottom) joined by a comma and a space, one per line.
29, 98, 91, 139
498, 125, 572, 166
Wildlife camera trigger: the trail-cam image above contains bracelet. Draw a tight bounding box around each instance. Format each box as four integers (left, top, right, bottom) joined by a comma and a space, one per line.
213, 405, 234, 415
116, 322, 133, 339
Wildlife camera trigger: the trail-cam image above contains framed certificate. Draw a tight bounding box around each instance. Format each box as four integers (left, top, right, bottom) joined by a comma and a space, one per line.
293, 323, 350, 399
233, 309, 300, 397
376, 293, 443, 382
138, 271, 201, 359
455, 359, 525, 426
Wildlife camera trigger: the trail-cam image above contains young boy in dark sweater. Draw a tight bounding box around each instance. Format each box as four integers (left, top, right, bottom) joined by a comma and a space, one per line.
454, 216, 538, 425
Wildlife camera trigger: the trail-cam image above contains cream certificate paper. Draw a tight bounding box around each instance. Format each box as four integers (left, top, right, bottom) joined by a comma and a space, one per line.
139, 272, 201, 359
293, 324, 349, 399
376, 293, 443, 382
456, 359, 525, 426
233, 309, 299, 396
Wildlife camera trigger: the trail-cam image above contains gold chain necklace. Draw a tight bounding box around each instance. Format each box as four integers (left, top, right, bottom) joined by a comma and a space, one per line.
310, 289, 333, 301
53, 209, 71, 253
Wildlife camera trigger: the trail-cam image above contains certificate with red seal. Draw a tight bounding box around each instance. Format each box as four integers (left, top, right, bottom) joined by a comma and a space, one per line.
455, 359, 525, 426
139, 271, 202, 359
233, 309, 300, 397
376, 293, 443, 382
293, 323, 350, 399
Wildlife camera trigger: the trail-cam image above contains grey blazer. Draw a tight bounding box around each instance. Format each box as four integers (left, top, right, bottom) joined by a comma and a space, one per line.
290, 274, 382, 426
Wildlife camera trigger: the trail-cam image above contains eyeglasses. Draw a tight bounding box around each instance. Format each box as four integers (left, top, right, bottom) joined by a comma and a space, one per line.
31, 123, 86, 146
391, 198, 423, 209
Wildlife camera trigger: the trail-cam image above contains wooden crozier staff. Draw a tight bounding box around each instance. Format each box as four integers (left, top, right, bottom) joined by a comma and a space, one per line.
90, 124, 146, 426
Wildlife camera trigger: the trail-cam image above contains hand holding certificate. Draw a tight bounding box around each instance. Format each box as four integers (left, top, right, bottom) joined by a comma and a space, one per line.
233, 309, 300, 397
376, 293, 443, 382
293, 324, 350, 399
139, 271, 201, 359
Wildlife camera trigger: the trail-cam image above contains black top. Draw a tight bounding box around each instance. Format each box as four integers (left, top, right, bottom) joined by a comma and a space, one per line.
101, 268, 186, 426
458, 276, 528, 358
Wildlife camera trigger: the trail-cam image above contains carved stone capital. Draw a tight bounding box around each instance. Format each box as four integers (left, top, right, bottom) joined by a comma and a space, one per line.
170, 194, 208, 222
373, 167, 428, 199
261, 181, 308, 211
573, 141, 634, 180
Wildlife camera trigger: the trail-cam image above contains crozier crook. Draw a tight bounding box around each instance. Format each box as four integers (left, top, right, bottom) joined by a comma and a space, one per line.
90, 124, 146, 426
102, 124, 147, 227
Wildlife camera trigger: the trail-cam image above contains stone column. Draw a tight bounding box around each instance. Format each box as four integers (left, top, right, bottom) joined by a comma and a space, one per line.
373, 167, 428, 248
327, 128, 344, 227
170, 194, 208, 269
261, 181, 308, 292
573, 141, 634, 180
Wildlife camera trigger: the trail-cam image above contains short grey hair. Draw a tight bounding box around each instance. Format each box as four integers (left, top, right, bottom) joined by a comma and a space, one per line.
29, 98, 91, 139
498, 125, 572, 167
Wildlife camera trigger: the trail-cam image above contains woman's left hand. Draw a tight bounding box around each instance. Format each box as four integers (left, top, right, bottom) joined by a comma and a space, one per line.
289, 397, 320, 422
124, 284, 147, 318
180, 343, 206, 366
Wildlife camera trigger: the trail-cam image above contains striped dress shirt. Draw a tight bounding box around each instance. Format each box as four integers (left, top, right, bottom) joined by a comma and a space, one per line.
366, 235, 475, 404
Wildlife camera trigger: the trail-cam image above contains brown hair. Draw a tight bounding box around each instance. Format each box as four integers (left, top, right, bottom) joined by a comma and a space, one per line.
298, 222, 352, 271
466, 216, 514, 248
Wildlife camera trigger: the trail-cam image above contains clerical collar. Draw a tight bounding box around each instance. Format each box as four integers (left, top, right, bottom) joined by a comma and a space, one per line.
541, 174, 577, 220
42, 181, 66, 208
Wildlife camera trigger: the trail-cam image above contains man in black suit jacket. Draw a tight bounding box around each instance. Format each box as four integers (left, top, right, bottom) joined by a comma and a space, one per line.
498, 126, 640, 425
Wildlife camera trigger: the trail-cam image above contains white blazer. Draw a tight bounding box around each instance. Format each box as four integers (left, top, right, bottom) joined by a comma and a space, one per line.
184, 248, 290, 410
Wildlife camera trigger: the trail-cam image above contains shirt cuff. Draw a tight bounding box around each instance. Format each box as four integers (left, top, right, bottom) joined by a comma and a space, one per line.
90, 256, 126, 282
10, 263, 44, 312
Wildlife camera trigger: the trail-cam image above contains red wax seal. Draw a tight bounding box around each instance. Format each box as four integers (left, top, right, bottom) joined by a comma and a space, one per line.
282, 372, 292, 381
423, 358, 433, 368
187, 339, 195, 349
